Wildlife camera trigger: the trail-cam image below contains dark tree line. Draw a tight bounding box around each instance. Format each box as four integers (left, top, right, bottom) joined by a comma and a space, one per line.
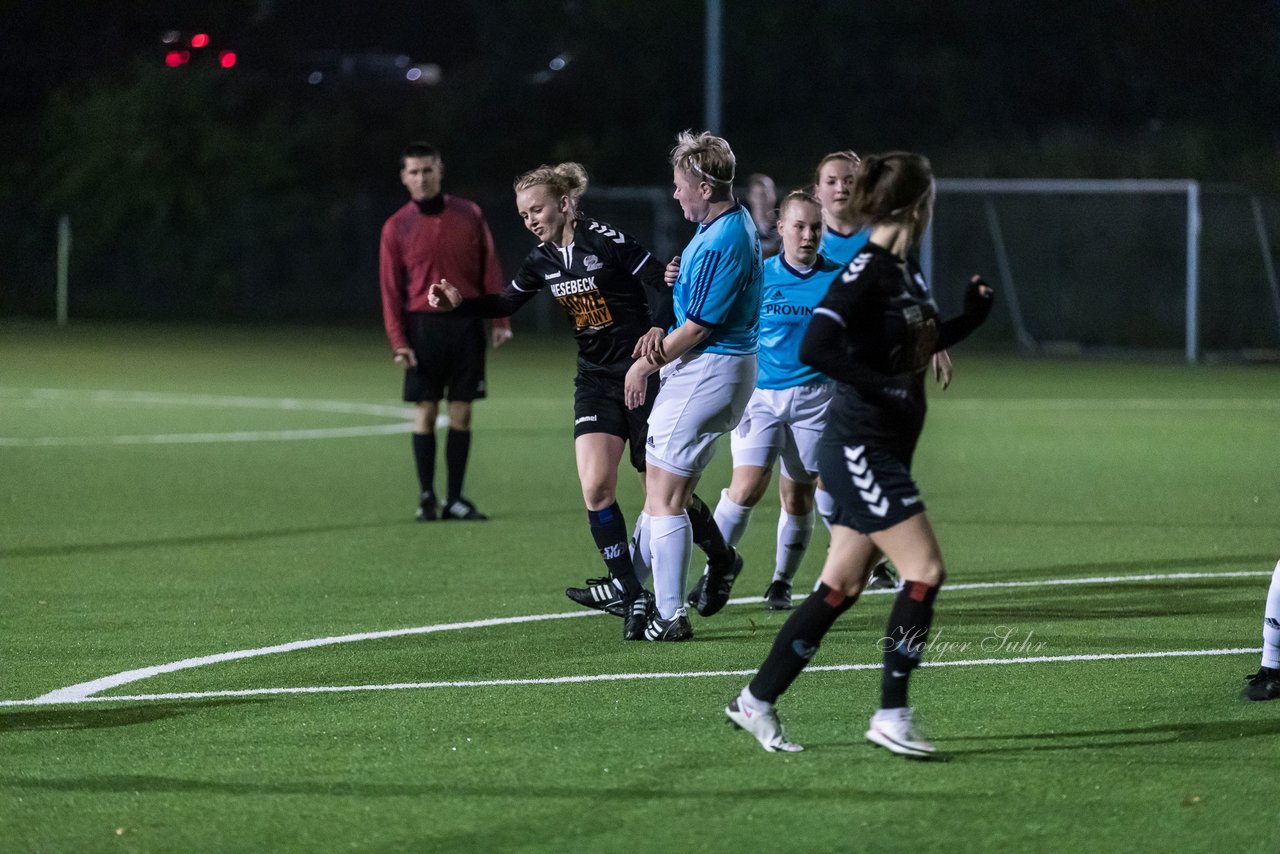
2, 0, 1278, 320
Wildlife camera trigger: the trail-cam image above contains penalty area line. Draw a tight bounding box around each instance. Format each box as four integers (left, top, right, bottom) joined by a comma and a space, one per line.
0, 647, 1260, 708
23, 568, 1271, 705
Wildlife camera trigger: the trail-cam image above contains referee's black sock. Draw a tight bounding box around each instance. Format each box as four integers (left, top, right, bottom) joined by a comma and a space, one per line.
445, 428, 470, 503
411, 433, 436, 499
881, 581, 940, 709
688, 493, 734, 570
588, 502, 641, 597
749, 583, 856, 703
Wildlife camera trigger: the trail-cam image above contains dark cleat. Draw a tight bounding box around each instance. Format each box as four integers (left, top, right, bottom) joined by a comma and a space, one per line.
763, 579, 793, 611
566, 578, 626, 617
1244, 667, 1280, 701
415, 493, 438, 522
442, 497, 488, 521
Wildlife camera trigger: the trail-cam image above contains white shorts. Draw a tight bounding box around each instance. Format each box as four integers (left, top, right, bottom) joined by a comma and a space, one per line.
729, 383, 832, 484
646, 351, 757, 477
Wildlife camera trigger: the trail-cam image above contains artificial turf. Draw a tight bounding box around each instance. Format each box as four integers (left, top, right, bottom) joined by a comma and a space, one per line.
1, 321, 1277, 852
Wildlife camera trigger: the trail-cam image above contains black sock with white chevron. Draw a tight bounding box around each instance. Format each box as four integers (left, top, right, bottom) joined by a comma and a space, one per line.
881, 581, 941, 709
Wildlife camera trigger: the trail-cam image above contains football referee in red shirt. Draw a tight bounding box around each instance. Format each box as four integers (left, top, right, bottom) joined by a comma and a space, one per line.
379, 142, 512, 521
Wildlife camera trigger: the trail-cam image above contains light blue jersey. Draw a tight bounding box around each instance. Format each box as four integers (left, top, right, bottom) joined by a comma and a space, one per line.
673, 203, 763, 356
818, 224, 871, 266
757, 253, 842, 389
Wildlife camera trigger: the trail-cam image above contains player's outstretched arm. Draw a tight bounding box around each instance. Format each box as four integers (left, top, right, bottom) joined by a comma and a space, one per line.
936, 275, 995, 351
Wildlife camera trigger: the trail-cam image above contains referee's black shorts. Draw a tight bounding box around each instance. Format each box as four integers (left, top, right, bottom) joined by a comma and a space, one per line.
573, 370, 659, 472
816, 437, 925, 534
402, 312, 487, 403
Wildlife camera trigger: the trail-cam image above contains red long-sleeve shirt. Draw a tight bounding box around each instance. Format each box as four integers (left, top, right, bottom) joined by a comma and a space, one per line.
379, 195, 510, 352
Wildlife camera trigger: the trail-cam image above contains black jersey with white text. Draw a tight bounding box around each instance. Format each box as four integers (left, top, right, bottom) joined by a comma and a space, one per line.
469, 216, 672, 377
813, 243, 942, 455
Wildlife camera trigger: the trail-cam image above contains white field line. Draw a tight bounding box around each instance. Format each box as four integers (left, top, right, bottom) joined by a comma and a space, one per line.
0, 647, 1259, 708
0, 423, 413, 447
0, 388, 414, 419
942, 398, 1280, 411
19, 569, 1268, 707
0, 388, 414, 447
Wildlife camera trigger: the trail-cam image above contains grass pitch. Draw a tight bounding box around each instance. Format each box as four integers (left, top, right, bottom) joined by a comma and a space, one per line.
1, 321, 1278, 853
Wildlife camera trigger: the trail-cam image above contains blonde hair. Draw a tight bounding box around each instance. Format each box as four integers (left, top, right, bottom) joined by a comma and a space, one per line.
513, 162, 589, 203
670, 130, 736, 192
778, 188, 821, 220
812, 149, 860, 187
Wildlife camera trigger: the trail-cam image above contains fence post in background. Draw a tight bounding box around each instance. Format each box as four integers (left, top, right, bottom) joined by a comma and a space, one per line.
703, 0, 721, 133
1185, 181, 1200, 364
56, 214, 71, 327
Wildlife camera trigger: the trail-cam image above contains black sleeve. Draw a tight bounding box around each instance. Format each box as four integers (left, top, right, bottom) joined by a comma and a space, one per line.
638, 256, 674, 329
799, 312, 877, 386
451, 255, 544, 318
605, 225, 673, 329
797, 266, 878, 385
935, 279, 995, 351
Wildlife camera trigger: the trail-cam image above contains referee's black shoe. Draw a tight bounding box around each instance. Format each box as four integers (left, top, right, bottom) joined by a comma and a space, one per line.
566, 578, 627, 617
693, 548, 743, 618
442, 497, 488, 521
1244, 667, 1280, 701
415, 493, 438, 522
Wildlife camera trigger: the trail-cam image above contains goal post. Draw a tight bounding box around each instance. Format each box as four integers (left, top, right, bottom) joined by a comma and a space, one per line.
922, 179, 1205, 362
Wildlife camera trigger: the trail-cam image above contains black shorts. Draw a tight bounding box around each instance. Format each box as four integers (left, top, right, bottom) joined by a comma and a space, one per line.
402, 312, 486, 403
816, 438, 926, 534
573, 371, 659, 472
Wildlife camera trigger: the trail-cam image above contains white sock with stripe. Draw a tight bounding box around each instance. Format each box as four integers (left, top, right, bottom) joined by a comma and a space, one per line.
774, 510, 814, 583
1263, 559, 1280, 669
713, 488, 753, 547
649, 513, 692, 620
631, 512, 652, 586
815, 487, 836, 532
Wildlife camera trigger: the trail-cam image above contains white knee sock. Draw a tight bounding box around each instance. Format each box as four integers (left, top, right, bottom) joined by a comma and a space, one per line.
815, 487, 836, 532
1264, 559, 1280, 669
774, 510, 815, 583
631, 512, 652, 586
649, 513, 692, 619
713, 488, 753, 548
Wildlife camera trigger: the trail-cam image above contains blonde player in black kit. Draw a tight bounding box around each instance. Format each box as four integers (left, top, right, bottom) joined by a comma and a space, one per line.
725, 152, 995, 756
429, 162, 735, 640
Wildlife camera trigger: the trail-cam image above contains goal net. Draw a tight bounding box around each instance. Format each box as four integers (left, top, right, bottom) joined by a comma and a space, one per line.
921, 179, 1280, 361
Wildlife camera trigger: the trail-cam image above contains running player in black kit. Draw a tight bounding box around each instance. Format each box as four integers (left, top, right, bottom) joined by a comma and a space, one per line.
429, 162, 735, 640
724, 152, 995, 755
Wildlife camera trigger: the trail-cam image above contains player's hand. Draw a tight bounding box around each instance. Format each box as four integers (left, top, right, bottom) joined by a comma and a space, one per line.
624, 359, 654, 410
663, 256, 680, 288
427, 279, 462, 310
393, 347, 418, 368
632, 327, 666, 361
491, 326, 513, 349
965, 275, 995, 317
932, 349, 953, 390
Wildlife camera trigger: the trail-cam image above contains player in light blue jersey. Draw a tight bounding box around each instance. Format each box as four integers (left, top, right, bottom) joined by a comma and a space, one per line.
623, 130, 763, 640
814, 150, 871, 265
690, 191, 841, 612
